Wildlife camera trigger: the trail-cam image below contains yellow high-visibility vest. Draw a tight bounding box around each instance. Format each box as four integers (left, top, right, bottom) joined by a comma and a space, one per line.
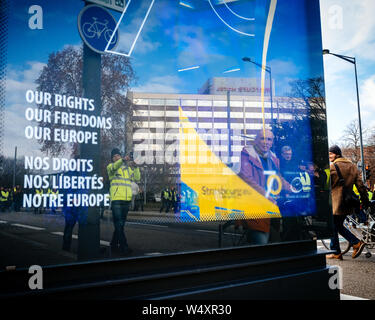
324, 169, 330, 190
353, 185, 359, 196
0, 191, 8, 202
107, 159, 140, 201
300, 172, 311, 192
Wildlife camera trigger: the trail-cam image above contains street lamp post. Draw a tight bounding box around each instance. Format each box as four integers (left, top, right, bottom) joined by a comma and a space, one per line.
143, 165, 147, 206
242, 57, 274, 129
323, 49, 366, 182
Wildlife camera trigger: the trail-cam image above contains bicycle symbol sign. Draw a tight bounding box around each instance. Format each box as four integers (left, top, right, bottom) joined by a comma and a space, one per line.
78, 5, 119, 54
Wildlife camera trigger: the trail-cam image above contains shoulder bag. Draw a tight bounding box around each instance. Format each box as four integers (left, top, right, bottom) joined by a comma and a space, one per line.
333, 163, 360, 211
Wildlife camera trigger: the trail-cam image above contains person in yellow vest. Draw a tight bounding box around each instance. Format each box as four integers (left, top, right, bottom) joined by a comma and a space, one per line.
107, 148, 140, 255
159, 187, 170, 213
0, 187, 8, 212
367, 188, 373, 201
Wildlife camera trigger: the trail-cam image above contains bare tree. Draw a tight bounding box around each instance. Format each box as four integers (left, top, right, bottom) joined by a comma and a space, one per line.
35, 45, 137, 178
275, 76, 329, 168
367, 126, 375, 147
0, 157, 30, 188
288, 76, 327, 121
340, 119, 369, 164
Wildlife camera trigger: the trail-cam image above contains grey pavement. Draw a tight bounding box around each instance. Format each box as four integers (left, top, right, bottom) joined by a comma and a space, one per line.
0, 210, 374, 299
318, 241, 375, 300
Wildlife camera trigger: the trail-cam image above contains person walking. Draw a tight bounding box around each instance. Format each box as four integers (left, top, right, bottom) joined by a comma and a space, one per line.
107, 148, 140, 256
327, 145, 369, 260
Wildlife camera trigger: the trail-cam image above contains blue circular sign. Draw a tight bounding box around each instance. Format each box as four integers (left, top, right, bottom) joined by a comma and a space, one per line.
78, 5, 119, 54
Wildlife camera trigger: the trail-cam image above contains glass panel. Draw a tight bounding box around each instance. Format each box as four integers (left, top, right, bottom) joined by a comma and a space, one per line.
149, 99, 165, 106
198, 100, 212, 107
181, 100, 197, 107
134, 99, 149, 105
165, 99, 180, 106
0, 0, 333, 268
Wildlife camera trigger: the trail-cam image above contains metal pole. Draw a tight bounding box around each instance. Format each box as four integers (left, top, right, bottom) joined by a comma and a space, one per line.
354, 58, 366, 182
323, 51, 366, 182
12, 146, 17, 189
269, 68, 274, 130
227, 90, 232, 166
78, 42, 102, 260
144, 166, 147, 205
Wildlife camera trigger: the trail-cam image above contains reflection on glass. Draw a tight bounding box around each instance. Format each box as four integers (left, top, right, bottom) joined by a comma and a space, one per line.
0, 0, 332, 268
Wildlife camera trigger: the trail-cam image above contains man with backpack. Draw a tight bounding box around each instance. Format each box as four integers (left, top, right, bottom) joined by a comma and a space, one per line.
328, 145, 369, 260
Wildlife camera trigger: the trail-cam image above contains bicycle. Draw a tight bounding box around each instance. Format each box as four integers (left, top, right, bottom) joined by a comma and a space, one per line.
321, 201, 375, 258
82, 17, 117, 45
218, 220, 249, 247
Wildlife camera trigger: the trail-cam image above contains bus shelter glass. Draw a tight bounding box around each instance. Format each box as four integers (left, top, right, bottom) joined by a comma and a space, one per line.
0, 0, 333, 268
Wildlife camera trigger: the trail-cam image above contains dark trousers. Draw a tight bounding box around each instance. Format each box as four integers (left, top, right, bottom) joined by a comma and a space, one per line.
330, 215, 360, 254
62, 207, 87, 251
134, 199, 144, 211
111, 200, 130, 251
63, 219, 77, 251
172, 201, 179, 214
14, 199, 22, 212
160, 199, 168, 213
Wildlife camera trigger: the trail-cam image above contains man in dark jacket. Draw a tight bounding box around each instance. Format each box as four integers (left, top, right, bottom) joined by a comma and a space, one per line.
328, 145, 369, 260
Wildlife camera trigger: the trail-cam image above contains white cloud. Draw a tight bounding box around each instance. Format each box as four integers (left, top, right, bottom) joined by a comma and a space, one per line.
361, 75, 375, 117
3, 62, 46, 158
115, 1, 162, 57
116, 30, 161, 55
269, 59, 300, 76
3, 104, 42, 158
131, 75, 183, 93
320, 0, 375, 61
5, 61, 46, 105
320, 0, 375, 142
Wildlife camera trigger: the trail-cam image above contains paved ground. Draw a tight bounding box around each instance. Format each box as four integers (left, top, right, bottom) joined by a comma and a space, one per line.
0, 210, 374, 299
318, 241, 375, 300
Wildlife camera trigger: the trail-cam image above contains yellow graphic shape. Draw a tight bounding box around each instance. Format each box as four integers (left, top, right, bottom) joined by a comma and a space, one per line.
179, 108, 281, 222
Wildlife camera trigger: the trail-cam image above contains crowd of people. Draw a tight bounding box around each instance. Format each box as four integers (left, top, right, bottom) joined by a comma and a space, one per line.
0, 185, 63, 214
159, 186, 179, 214
0, 185, 23, 212
235, 129, 374, 261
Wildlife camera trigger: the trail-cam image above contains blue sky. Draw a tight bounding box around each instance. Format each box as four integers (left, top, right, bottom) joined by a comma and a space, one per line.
7, 0, 323, 93
320, 0, 375, 145
4, 0, 335, 157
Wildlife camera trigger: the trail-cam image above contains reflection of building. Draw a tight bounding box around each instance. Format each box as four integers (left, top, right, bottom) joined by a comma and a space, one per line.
127, 87, 299, 167
199, 77, 275, 96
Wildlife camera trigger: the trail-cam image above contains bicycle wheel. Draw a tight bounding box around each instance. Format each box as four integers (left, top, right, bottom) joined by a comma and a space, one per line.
220, 221, 247, 247
230, 225, 248, 246
104, 29, 117, 45
321, 238, 351, 255
82, 22, 96, 39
